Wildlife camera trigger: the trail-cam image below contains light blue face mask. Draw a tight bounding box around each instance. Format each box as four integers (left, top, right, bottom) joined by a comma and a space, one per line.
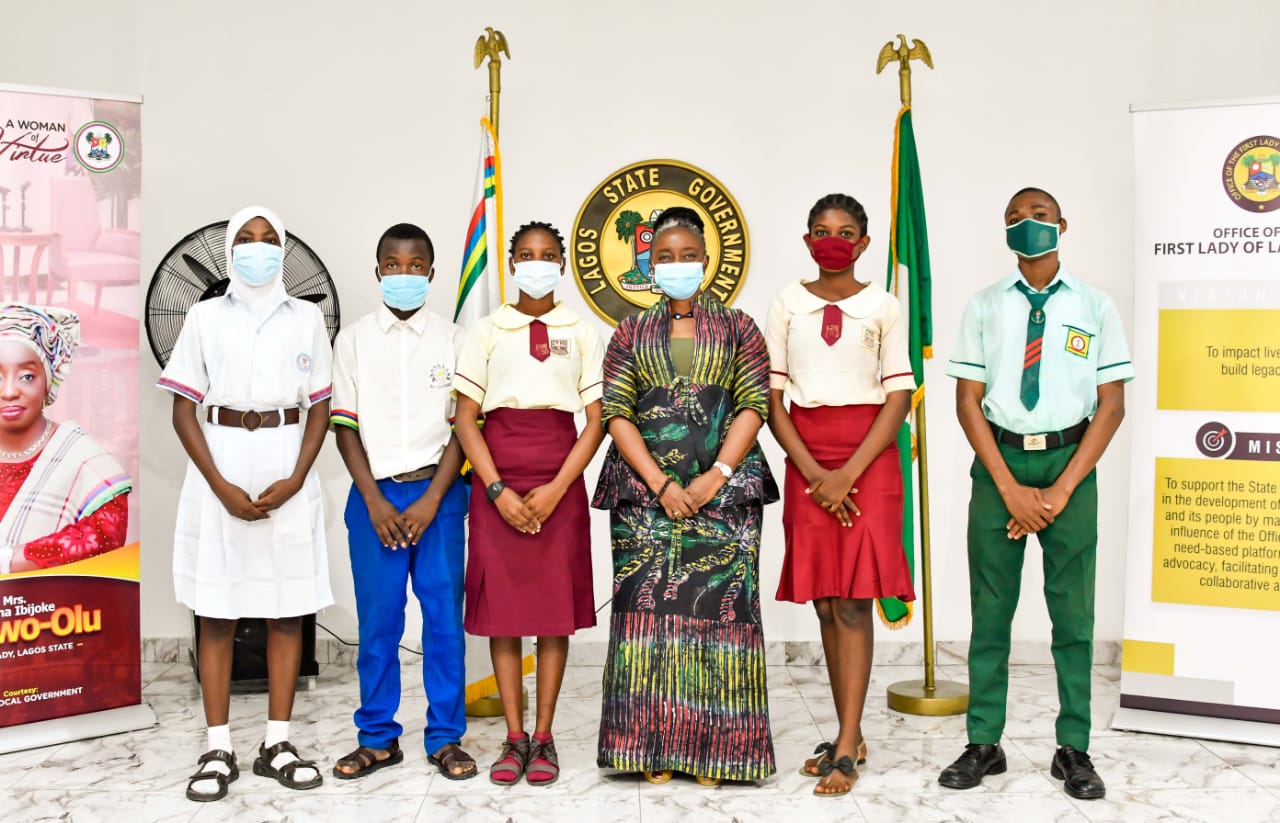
231, 242, 284, 286
513, 260, 562, 300
380, 273, 431, 310
653, 261, 705, 300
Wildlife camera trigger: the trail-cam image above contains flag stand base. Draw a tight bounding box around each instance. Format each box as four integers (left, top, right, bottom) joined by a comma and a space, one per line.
465, 687, 528, 717
886, 679, 969, 716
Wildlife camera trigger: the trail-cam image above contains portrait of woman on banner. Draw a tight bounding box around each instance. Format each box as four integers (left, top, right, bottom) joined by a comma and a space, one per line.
0, 304, 132, 577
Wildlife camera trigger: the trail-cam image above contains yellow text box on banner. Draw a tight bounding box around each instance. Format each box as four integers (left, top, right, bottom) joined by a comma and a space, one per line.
1152, 457, 1280, 611
1157, 309, 1280, 412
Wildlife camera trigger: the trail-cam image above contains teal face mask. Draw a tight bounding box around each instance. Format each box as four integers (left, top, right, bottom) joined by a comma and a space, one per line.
1006, 218, 1060, 259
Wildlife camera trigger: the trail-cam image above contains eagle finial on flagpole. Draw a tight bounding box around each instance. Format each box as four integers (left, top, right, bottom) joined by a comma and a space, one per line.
473, 27, 511, 135
876, 34, 932, 107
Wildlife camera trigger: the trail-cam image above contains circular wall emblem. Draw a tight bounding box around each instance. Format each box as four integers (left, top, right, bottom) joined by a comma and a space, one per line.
1195, 421, 1234, 459
1222, 135, 1280, 213
571, 159, 749, 325
73, 120, 124, 173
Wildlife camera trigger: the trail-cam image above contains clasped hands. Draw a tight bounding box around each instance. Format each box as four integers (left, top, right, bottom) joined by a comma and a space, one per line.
214, 477, 302, 524
653, 471, 726, 521
805, 468, 860, 528
1003, 483, 1072, 539
495, 481, 568, 536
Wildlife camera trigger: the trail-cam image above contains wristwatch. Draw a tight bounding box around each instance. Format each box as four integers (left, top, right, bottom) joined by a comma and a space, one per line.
485, 480, 507, 503
713, 461, 734, 480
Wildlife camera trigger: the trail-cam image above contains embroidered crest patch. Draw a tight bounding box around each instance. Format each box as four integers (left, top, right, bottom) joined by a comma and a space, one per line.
1064, 326, 1093, 358
860, 325, 879, 352
296, 353, 313, 373
550, 338, 571, 358
429, 363, 453, 388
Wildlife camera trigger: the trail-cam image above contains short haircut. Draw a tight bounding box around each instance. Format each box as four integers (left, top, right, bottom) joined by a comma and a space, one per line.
1008, 187, 1063, 219
652, 206, 705, 243
376, 223, 434, 262
807, 193, 869, 235
509, 220, 566, 257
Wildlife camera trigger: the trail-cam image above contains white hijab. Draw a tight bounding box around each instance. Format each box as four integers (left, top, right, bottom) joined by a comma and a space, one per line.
225, 205, 289, 312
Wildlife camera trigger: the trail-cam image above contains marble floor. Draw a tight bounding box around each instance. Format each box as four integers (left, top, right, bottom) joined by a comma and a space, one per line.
3, 659, 1280, 822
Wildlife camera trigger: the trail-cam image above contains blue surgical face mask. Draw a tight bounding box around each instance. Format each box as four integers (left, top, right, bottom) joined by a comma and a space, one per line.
1005, 218, 1060, 259
380, 273, 431, 310
653, 261, 705, 300
231, 242, 284, 286
513, 260, 562, 300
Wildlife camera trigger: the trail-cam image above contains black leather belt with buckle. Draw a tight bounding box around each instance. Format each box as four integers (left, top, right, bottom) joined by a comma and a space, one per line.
207, 407, 302, 431
991, 419, 1089, 451
388, 465, 437, 483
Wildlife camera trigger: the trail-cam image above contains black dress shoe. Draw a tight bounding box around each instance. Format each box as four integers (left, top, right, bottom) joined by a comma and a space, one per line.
938, 743, 1007, 789
1051, 745, 1106, 800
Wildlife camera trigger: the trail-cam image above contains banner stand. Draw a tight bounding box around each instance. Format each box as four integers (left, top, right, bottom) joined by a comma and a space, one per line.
1113, 708, 1280, 748
0, 703, 155, 756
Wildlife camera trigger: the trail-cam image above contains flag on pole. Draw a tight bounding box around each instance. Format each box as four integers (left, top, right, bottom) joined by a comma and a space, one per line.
455, 117, 504, 324
880, 106, 933, 629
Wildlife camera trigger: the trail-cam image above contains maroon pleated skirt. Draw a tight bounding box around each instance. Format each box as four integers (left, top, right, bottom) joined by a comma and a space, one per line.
776, 404, 915, 603
464, 407, 596, 636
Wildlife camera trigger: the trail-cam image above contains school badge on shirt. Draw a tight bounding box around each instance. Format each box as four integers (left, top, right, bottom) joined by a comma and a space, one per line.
296, 353, 313, 373
860, 325, 879, 352
550, 338, 571, 358
429, 363, 453, 388
1064, 326, 1093, 358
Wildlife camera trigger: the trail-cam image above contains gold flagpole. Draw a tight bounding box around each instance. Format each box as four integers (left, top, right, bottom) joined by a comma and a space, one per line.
465, 26, 523, 719
879, 35, 968, 717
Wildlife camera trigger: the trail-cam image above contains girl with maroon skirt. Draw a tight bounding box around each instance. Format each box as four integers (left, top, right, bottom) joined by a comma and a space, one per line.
765, 193, 916, 799
453, 221, 605, 787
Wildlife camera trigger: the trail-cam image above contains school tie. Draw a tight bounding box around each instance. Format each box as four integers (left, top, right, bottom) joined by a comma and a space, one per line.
1014, 280, 1062, 410
820, 304, 842, 346
529, 319, 550, 362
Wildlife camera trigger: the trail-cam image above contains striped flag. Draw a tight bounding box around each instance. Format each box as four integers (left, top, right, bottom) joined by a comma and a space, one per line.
880, 106, 933, 629
455, 117, 504, 325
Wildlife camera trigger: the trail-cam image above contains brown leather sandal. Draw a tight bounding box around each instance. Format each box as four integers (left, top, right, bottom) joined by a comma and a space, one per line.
186, 749, 238, 802
252, 741, 323, 790
429, 742, 478, 781
332, 738, 404, 780
525, 737, 560, 786
489, 735, 530, 785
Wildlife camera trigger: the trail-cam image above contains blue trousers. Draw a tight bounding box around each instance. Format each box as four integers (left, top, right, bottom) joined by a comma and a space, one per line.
345, 476, 468, 754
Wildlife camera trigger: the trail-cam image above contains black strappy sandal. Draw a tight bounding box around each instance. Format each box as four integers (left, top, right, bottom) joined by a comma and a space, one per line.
186, 749, 238, 802
252, 740, 323, 790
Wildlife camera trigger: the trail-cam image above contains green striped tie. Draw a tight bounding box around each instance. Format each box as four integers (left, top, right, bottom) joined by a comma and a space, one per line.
1014, 280, 1062, 410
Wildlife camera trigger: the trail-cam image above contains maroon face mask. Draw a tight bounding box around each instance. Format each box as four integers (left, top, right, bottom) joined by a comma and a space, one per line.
806, 235, 863, 272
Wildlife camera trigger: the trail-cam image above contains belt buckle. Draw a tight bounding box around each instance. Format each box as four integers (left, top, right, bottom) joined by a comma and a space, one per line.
240, 410, 264, 432
1022, 433, 1047, 451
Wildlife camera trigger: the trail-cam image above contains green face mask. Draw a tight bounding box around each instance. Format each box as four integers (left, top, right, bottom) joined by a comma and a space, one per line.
1006, 218, 1059, 259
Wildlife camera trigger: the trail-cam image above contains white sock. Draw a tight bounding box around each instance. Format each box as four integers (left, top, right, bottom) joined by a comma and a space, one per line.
265, 719, 318, 782
189, 724, 233, 797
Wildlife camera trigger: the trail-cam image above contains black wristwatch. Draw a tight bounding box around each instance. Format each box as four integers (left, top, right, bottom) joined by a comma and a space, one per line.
485, 480, 507, 503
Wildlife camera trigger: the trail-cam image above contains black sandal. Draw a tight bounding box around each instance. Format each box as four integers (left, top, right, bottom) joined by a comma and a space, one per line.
815, 755, 859, 798
186, 749, 238, 802
332, 738, 404, 780
429, 741, 479, 781
252, 740, 323, 790
801, 741, 835, 777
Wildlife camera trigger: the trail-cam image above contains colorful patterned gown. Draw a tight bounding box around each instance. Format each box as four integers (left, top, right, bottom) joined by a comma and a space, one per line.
593, 296, 779, 781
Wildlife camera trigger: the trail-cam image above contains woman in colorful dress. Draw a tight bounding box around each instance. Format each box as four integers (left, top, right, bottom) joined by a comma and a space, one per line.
766, 193, 915, 798
0, 304, 131, 577
594, 206, 778, 786
454, 220, 605, 787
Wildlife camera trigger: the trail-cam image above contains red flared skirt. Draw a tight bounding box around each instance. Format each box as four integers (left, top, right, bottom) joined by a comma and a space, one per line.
775, 404, 915, 603
464, 408, 596, 636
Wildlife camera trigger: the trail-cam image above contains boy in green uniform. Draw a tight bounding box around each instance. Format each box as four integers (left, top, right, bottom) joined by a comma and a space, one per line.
939, 188, 1133, 800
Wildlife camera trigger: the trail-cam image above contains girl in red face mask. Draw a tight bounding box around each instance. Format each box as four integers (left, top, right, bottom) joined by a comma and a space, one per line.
763, 193, 916, 799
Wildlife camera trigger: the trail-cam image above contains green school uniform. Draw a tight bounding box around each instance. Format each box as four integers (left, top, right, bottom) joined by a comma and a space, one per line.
946, 268, 1134, 751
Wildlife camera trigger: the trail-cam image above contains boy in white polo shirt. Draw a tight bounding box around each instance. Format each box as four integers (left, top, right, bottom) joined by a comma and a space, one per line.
938, 188, 1132, 800
329, 223, 477, 782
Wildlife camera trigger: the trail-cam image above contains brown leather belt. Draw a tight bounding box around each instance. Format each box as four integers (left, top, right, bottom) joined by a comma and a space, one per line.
207, 407, 301, 431
388, 465, 437, 483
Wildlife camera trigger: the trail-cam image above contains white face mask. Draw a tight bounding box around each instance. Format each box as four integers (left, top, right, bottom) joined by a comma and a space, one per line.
513, 260, 562, 300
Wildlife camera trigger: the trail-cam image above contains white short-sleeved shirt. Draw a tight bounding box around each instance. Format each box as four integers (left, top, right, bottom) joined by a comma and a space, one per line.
945, 268, 1135, 434
330, 305, 461, 479
453, 303, 604, 414
157, 292, 333, 411
765, 279, 916, 408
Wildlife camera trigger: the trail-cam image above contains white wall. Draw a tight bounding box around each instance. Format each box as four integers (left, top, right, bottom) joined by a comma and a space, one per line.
2, 0, 1274, 649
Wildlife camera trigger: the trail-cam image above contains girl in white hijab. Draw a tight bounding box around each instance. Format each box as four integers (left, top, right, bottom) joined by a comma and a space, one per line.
158, 206, 334, 802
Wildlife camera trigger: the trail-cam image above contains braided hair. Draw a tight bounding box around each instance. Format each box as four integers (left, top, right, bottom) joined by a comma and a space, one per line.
509, 220, 566, 258
806, 193, 868, 236
652, 206, 705, 244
